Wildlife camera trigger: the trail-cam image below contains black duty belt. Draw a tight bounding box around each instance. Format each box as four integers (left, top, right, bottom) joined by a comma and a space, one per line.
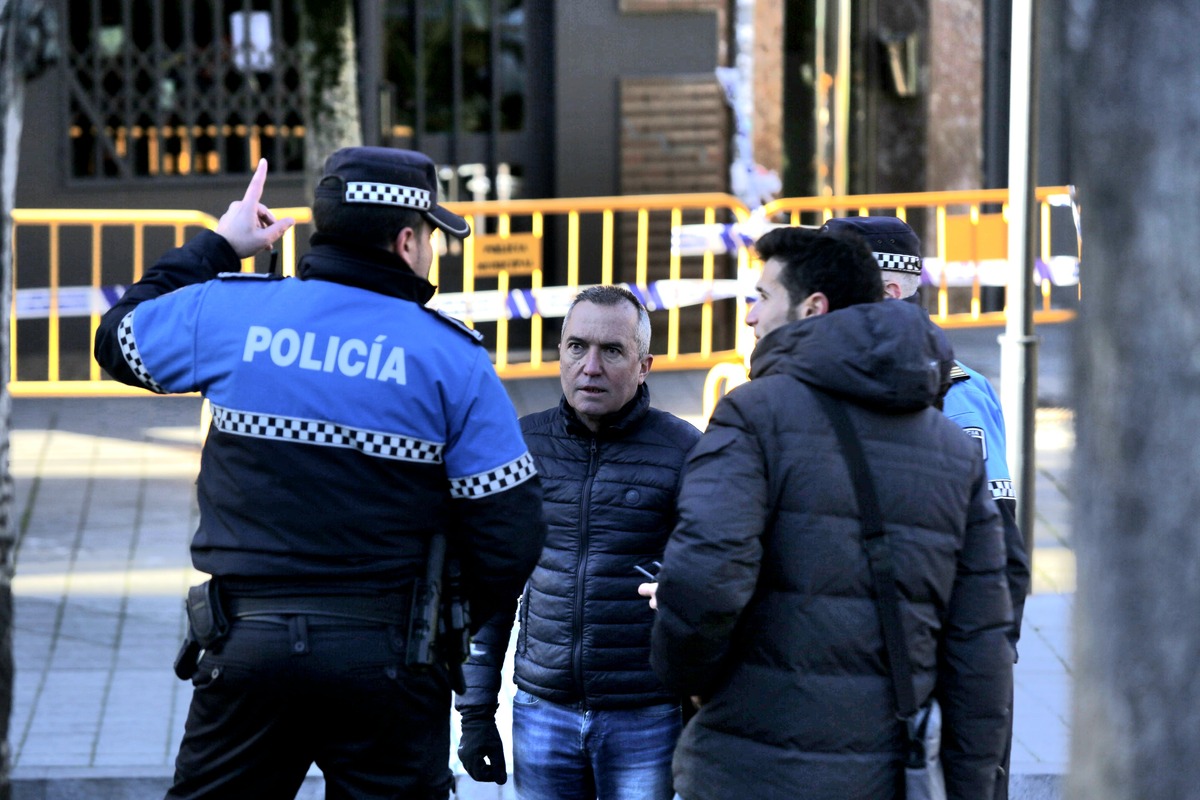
226, 593, 409, 626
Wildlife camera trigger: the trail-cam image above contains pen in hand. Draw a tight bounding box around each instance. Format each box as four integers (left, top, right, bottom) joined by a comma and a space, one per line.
633, 561, 663, 581
633, 563, 662, 614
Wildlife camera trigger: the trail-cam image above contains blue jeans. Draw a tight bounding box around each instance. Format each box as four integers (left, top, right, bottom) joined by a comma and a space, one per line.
511, 688, 680, 800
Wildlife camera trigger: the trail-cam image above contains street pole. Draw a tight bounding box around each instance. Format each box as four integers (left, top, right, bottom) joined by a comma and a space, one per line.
0, 5, 16, 795
1000, 0, 1039, 557
356, 0, 382, 147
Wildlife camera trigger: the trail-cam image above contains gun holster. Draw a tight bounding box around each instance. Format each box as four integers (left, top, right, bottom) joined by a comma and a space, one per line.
173, 579, 230, 680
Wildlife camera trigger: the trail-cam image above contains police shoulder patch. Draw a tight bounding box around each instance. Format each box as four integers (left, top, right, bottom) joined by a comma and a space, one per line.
216, 272, 285, 281
962, 425, 987, 460
427, 307, 485, 343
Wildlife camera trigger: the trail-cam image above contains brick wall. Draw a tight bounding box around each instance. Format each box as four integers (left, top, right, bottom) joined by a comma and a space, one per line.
754, 0, 784, 176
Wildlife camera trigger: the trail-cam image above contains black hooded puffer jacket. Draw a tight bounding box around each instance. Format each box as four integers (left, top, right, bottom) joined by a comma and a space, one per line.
652, 301, 1013, 800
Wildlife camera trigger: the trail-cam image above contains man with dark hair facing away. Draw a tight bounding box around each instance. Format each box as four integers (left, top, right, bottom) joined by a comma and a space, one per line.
646, 227, 1013, 800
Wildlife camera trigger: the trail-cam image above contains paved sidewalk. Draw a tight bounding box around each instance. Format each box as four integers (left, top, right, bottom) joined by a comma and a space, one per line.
6, 363, 1074, 799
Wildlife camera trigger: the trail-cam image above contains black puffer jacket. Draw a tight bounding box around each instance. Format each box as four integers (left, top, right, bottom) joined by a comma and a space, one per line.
651, 301, 1013, 800
458, 384, 700, 711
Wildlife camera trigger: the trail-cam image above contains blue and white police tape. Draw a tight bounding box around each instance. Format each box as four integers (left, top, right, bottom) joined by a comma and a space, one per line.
31, 280, 747, 324
14, 286, 122, 319
920, 255, 1079, 289
428, 280, 746, 323
671, 219, 793, 257
21, 260, 1077, 324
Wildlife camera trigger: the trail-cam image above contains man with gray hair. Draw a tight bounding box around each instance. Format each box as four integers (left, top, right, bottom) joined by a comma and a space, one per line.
456, 285, 701, 799
822, 215, 1030, 798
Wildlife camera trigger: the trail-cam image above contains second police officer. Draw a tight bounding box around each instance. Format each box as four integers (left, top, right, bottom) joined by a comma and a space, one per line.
822, 215, 1031, 799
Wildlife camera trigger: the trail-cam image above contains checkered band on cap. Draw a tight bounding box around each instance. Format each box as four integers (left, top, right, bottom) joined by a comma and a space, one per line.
117, 310, 166, 394
210, 404, 444, 464
874, 252, 923, 275
449, 452, 537, 499
344, 182, 433, 211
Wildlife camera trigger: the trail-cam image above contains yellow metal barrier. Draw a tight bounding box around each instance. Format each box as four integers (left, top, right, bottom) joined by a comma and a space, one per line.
7, 187, 1078, 398
12, 209, 212, 397
274, 194, 752, 380
759, 185, 1080, 329
440, 194, 750, 378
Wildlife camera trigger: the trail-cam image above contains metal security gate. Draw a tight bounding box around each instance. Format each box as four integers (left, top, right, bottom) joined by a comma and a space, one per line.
372, 0, 553, 202
64, 0, 307, 181
61, 0, 553, 200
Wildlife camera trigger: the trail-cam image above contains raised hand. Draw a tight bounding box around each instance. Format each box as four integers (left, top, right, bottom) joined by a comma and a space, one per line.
215, 158, 296, 258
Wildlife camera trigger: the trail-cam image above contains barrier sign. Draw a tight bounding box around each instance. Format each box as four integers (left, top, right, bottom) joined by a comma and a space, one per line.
944, 213, 1008, 261
473, 233, 541, 277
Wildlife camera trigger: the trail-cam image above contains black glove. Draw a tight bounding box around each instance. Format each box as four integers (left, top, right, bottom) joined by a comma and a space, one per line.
458, 708, 508, 785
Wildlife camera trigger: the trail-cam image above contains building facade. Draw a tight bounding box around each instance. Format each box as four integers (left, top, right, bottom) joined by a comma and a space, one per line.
17, 0, 1072, 286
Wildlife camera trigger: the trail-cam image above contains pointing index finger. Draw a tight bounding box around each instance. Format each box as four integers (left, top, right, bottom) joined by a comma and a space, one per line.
241, 158, 269, 207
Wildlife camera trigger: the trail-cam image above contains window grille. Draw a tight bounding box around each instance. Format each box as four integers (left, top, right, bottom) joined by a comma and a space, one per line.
65, 0, 306, 181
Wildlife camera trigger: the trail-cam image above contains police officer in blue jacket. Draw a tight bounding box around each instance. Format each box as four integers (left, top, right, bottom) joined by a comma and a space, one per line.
822, 215, 1030, 799
94, 149, 547, 800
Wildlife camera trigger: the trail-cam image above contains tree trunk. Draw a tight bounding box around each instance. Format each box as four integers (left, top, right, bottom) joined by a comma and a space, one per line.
1068, 2, 1200, 798
0, 1, 58, 795
301, 0, 363, 195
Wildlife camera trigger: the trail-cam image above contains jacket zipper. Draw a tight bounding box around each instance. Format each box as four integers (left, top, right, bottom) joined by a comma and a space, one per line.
517, 584, 531, 655
572, 437, 599, 696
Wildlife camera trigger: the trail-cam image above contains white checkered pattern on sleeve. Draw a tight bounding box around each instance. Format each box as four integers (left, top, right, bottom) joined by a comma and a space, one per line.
449, 452, 537, 499
117, 310, 167, 394
209, 405, 444, 463
344, 182, 433, 210
873, 252, 923, 275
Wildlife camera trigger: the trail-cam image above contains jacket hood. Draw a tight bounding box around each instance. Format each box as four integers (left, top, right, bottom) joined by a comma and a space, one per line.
749, 300, 953, 412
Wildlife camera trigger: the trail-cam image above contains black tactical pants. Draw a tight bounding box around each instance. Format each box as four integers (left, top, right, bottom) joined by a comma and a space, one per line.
167, 616, 453, 800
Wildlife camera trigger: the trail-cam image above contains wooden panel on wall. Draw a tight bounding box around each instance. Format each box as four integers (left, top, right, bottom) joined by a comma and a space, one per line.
619, 75, 728, 197
615, 74, 734, 354
618, 74, 729, 286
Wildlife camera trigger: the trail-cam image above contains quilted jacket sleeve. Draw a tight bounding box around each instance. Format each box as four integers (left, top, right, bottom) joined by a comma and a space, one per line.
650, 392, 769, 697
455, 598, 516, 714
938, 467, 1014, 798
